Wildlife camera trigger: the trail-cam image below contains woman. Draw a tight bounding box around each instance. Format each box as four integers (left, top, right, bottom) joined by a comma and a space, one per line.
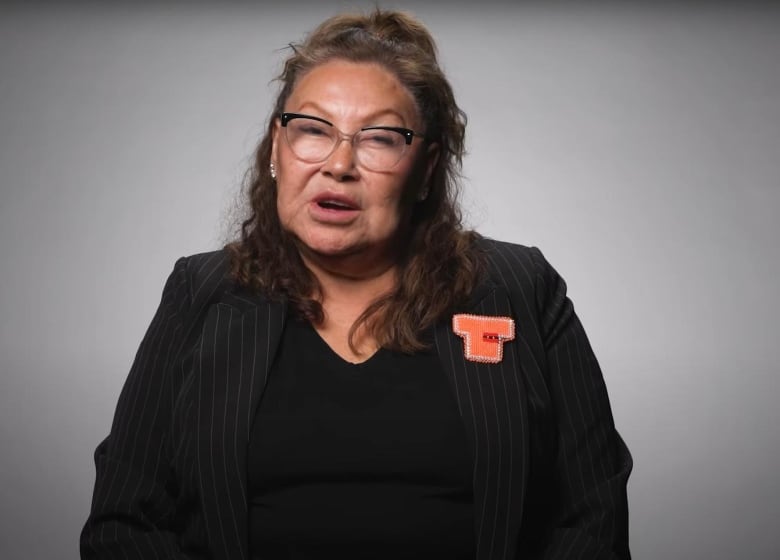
81, 9, 631, 560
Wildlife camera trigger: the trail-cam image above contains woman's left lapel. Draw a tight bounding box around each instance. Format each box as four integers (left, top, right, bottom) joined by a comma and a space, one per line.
434, 284, 529, 560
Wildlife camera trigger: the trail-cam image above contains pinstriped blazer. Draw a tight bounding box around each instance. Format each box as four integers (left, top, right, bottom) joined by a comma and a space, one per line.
81, 239, 631, 560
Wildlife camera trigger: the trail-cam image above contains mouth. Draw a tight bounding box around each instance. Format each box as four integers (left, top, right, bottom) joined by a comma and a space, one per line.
313, 194, 359, 211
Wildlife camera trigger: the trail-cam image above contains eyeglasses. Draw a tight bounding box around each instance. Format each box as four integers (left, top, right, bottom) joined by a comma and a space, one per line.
280, 112, 427, 172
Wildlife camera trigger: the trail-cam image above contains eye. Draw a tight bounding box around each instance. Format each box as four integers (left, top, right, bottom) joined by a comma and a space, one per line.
292, 119, 332, 138
359, 129, 404, 148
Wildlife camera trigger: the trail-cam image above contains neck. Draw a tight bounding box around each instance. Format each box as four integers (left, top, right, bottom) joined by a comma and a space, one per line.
300, 250, 399, 362
301, 249, 399, 305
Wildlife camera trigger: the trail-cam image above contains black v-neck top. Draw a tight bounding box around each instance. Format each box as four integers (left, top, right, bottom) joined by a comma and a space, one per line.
247, 317, 475, 559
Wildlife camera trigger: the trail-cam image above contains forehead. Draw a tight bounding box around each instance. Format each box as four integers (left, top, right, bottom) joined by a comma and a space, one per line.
286, 59, 420, 126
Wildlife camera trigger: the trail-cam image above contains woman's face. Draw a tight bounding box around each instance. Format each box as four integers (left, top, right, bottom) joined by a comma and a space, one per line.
271, 59, 436, 271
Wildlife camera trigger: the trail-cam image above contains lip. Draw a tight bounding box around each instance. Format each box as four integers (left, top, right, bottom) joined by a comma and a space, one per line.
312, 192, 360, 210
309, 191, 361, 223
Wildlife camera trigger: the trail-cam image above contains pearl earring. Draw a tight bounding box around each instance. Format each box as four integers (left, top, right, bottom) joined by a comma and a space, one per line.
270, 162, 277, 180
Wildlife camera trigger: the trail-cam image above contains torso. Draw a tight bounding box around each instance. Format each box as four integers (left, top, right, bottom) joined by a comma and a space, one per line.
247, 316, 475, 559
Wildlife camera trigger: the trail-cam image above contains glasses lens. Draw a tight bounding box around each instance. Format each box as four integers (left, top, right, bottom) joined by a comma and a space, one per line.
355, 129, 407, 171
285, 117, 336, 162
283, 116, 410, 171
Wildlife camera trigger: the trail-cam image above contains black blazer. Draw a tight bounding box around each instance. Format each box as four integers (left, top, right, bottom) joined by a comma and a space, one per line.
81, 239, 631, 560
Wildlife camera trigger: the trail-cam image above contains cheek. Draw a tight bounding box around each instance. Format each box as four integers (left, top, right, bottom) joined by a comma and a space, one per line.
370, 184, 413, 231
382, 165, 421, 212
275, 180, 300, 227
275, 163, 311, 212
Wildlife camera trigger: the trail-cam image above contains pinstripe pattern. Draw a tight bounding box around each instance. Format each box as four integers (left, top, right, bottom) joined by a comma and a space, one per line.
435, 279, 529, 560
81, 240, 631, 560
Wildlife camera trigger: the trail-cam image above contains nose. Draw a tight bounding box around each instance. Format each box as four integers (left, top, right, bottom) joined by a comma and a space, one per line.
321, 136, 358, 181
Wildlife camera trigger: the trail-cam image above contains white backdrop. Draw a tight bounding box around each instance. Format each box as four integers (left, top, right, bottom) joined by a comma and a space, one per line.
1, 2, 778, 558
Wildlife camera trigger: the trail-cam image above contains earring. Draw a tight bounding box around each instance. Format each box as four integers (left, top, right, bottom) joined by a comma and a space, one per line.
417, 186, 430, 201
270, 162, 277, 180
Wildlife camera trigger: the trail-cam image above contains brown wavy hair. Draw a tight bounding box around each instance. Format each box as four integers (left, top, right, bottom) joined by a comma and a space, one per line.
227, 9, 483, 352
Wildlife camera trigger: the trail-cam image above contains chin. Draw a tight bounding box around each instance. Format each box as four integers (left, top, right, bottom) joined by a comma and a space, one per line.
298, 235, 362, 259
312, 243, 365, 259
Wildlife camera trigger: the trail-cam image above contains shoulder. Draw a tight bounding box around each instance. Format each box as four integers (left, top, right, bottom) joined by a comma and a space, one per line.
476, 237, 550, 288
475, 237, 568, 321
162, 249, 236, 312
171, 248, 280, 314
176, 249, 231, 287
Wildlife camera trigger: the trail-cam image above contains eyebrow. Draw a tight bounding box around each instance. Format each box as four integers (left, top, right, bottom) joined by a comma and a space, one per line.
292, 102, 409, 128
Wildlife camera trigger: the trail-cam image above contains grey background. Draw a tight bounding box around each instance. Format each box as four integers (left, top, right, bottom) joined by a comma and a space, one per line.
1, 2, 778, 559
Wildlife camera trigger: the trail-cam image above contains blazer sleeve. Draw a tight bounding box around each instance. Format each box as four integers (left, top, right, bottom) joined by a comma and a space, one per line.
530, 247, 632, 560
80, 257, 194, 559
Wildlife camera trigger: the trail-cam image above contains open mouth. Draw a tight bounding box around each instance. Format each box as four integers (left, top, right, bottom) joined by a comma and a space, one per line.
316, 199, 357, 211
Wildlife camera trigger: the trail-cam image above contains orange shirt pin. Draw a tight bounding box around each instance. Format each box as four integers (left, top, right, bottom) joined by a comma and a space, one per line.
452, 314, 516, 364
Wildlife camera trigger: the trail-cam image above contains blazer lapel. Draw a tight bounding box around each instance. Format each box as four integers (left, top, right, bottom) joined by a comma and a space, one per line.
435, 284, 529, 560
194, 294, 286, 560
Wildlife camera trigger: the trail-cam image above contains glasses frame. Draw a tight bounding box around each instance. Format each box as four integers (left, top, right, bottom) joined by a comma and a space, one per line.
279, 112, 427, 170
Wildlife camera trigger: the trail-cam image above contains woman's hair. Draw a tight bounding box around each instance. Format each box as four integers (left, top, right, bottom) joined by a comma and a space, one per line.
227, 8, 483, 352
